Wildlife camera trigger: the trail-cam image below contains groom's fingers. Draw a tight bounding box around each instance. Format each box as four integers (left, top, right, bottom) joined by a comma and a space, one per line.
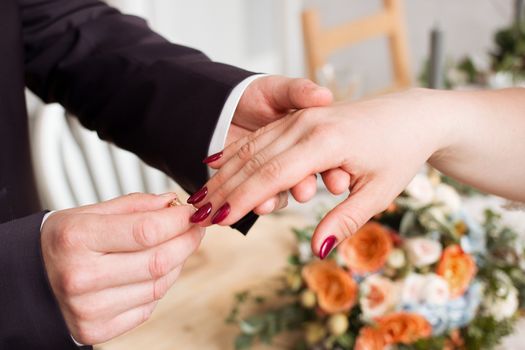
254, 191, 289, 215
290, 174, 318, 203
321, 168, 351, 195
311, 183, 387, 258
266, 77, 333, 112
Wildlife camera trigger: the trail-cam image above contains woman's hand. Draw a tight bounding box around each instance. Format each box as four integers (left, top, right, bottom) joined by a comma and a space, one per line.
215, 75, 351, 215
197, 87, 525, 258
194, 88, 451, 256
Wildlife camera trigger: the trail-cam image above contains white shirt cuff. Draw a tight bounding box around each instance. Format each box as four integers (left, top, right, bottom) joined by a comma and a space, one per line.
207, 74, 267, 177
40, 211, 85, 348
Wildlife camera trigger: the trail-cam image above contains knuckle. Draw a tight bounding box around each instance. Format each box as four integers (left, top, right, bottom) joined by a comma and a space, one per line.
310, 123, 333, 140
149, 250, 170, 279
69, 299, 95, 322
253, 125, 267, 138
243, 154, 265, 175
237, 140, 257, 162
133, 217, 159, 248
152, 278, 169, 301
142, 303, 155, 323
56, 219, 82, 250
260, 160, 282, 182
60, 268, 89, 296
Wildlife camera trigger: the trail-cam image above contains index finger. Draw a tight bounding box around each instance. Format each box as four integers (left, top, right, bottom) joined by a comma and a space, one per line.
79, 205, 197, 253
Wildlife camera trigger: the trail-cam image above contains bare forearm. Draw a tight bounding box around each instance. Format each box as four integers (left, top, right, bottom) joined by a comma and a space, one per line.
427, 88, 525, 201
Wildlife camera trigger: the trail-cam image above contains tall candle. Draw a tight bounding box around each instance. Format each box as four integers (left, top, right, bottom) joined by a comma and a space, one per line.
428, 25, 444, 89
516, 0, 524, 27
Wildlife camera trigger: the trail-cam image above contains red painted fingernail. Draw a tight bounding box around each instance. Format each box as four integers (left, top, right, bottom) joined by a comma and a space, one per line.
203, 151, 223, 164
211, 203, 231, 224
190, 203, 212, 223
319, 235, 337, 259
187, 187, 208, 204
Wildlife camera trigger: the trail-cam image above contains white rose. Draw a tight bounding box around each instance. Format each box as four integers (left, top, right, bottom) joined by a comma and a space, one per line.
483, 271, 518, 321
360, 275, 399, 320
298, 242, 313, 263
405, 174, 434, 205
400, 273, 426, 304
404, 238, 442, 267
387, 248, 406, 269
422, 274, 450, 305
483, 285, 519, 321
434, 183, 462, 213
419, 207, 448, 231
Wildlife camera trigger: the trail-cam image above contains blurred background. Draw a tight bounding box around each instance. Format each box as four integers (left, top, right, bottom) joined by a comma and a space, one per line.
27, 1, 525, 349
104, 0, 513, 91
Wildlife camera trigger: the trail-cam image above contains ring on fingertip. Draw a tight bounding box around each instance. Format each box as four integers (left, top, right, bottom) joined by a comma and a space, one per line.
169, 197, 184, 207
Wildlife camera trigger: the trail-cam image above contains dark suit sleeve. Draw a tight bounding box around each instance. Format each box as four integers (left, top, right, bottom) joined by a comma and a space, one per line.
0, 213, 80, 350
21, 0, 255, 194
6, 1, 257, 348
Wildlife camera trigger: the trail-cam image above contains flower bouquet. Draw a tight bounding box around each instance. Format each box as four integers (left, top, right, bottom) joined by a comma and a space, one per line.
227, 174, 525, 350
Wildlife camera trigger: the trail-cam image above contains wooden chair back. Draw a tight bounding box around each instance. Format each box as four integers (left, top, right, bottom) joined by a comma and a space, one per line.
302, 0, 411, 97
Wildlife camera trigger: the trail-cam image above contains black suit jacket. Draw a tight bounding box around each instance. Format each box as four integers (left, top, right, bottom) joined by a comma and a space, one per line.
0, 1, 257, 348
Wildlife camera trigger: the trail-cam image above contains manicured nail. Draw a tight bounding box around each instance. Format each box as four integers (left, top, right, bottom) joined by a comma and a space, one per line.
211, 203, 231, 224
190, 203, 212, 223
203, 151, 223, 164
319, 235, 337, 259
187, 187, 208, 204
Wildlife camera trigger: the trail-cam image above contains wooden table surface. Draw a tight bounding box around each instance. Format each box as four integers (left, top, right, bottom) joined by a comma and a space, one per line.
98, 211, 307, 350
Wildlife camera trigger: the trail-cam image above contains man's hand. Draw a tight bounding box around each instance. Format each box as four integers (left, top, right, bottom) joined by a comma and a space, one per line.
228, 76, 334, 144
41, 193, 203, 345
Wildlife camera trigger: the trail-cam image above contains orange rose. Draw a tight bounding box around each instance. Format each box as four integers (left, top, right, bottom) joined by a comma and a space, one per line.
355, 327, 386, 350
376, 312, 432, 344
302, 260, 358, 313
436, 245, 476, 298
338, 222, 393, 274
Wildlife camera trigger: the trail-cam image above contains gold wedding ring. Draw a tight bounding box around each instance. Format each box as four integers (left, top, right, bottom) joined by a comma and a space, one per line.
169, 197, 184, 207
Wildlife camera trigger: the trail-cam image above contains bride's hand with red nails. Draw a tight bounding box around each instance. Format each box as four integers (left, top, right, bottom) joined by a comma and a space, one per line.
197, 87, 525, 257
194, 88, 460, 257
191, 75, 351, 214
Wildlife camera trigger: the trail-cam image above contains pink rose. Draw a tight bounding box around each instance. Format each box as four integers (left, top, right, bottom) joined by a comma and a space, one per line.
404, 238, 442, 267
360, 274, 399, 320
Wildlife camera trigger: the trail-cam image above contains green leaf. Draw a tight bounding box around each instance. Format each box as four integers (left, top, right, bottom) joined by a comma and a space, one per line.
239, 318, 265, 335
288, 255, 301, 266
335, 333, 354, 348
463, 315, 517, 350
235, 334, 254, 350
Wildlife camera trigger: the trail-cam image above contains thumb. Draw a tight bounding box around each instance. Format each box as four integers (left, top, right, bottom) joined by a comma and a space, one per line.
311, 184, 385, 259
79, 192, 181, 215
268, 77, 333, 111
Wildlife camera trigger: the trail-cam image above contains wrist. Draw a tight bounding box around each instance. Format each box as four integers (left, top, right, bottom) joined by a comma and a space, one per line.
403, 88, 459, 162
